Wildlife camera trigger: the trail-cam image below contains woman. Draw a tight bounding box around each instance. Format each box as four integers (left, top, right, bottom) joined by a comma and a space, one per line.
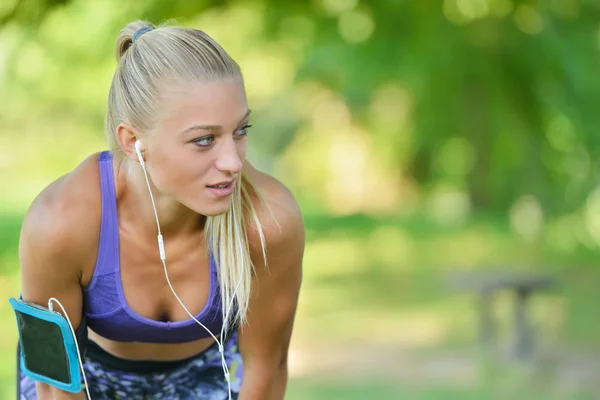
17, 20, 304, 399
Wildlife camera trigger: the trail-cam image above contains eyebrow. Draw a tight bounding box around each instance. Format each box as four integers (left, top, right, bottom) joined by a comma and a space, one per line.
180, 109, 252, 135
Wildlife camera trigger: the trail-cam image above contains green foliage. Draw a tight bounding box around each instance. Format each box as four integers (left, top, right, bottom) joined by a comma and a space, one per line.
2, 0, 600, 216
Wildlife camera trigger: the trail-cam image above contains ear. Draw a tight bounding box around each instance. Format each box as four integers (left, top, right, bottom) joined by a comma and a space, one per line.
116, 123, 143, 163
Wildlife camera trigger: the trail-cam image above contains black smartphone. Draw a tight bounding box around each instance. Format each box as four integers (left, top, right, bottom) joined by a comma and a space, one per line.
9, 297, 83, 393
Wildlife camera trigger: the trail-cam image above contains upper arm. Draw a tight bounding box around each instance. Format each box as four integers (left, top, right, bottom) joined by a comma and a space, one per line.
19, 183, 86, 332
238, 175, 305, 370
19, 154, 101, 329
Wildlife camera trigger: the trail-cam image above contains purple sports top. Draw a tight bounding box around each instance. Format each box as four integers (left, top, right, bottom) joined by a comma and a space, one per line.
82, 151, 223, 343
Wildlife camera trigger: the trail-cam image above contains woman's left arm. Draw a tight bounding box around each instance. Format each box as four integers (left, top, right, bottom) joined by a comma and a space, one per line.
237, 184, 305, 400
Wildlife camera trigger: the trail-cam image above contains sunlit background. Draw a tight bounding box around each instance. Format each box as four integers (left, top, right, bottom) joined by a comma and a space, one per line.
1, 0, 600, 399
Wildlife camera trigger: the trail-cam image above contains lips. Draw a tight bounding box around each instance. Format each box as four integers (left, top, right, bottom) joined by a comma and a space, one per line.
207, 180, 234, 189
206, 179, 236, 198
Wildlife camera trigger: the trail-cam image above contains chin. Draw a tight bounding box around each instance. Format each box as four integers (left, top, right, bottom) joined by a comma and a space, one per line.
193, 202, 232, 217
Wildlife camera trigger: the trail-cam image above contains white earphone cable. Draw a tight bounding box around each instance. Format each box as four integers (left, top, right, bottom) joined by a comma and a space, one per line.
137, 150, 239, 399
45, 147, 241, 400
47, 298, 92, 400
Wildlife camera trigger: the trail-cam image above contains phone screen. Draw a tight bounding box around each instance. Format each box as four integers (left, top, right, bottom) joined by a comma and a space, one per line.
16, 310, 71, 384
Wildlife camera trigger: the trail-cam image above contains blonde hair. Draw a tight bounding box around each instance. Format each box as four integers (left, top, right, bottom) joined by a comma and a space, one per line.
105, 20, 267, 333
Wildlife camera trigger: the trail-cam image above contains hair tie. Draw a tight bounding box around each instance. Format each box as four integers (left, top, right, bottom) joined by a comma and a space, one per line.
132, 26, 154, 43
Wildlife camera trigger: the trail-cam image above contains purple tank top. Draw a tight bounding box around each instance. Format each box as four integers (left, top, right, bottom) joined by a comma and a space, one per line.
82, 151, 224, 343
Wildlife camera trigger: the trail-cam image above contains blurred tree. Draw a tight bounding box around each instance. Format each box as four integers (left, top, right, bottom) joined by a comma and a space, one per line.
0, 0, 72, 29
1, 0, 600, 216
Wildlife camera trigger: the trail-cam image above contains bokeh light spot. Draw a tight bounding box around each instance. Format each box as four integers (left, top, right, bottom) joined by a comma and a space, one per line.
338, 9, 375, 43
514, 4, 544, 35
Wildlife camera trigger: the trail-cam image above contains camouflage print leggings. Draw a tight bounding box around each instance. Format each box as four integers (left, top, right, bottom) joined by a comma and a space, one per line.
19, 332, 243, 400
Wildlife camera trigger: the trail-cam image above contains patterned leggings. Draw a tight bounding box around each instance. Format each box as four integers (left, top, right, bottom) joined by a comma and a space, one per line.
18, 333, 243, 400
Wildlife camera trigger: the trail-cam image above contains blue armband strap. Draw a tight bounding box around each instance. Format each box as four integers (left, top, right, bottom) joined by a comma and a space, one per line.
9, 297, 87, 393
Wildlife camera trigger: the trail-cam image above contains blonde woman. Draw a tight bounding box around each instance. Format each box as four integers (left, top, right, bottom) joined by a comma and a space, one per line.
17, 21, 304, 399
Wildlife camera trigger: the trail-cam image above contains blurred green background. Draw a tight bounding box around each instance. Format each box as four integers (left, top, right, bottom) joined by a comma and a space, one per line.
1, 0, 600, 399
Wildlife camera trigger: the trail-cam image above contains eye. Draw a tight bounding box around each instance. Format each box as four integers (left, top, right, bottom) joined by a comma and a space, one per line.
192, 135, 214, 148
235, 124, 252, 138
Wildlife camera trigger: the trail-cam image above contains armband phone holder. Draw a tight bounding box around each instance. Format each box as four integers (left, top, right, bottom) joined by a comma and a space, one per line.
9, 297, 83, 393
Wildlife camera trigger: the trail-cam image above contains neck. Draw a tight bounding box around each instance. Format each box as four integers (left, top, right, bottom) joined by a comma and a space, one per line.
115, 157, 205, 238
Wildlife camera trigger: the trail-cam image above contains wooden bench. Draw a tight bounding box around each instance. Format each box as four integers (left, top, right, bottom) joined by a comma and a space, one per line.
447, 270, 559, 361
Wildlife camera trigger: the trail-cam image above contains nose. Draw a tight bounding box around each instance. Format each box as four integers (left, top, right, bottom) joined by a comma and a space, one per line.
215, 138, 243, 175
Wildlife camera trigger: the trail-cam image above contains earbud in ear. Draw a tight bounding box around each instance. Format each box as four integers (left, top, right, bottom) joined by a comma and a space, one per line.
134, 140, 145, 167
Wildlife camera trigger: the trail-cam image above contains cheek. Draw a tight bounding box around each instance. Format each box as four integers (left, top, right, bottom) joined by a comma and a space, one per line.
237, 139, 248, 160
150, 146, 208, 193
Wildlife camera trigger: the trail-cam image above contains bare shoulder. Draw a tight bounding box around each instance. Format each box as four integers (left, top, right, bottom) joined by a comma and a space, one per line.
20, 153, 103, 283
243, 162, 305, 266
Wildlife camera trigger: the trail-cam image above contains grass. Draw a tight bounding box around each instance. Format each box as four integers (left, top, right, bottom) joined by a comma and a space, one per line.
286, 379, 597, 400
287, 380, 404, 399
1, 208, 599, 398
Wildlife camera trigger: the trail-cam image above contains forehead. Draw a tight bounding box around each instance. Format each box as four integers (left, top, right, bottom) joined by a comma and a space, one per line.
159, 81, 248, 130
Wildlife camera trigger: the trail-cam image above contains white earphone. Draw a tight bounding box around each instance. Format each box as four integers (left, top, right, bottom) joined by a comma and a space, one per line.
134, 140, 144, 166
133, 139, 238, 399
